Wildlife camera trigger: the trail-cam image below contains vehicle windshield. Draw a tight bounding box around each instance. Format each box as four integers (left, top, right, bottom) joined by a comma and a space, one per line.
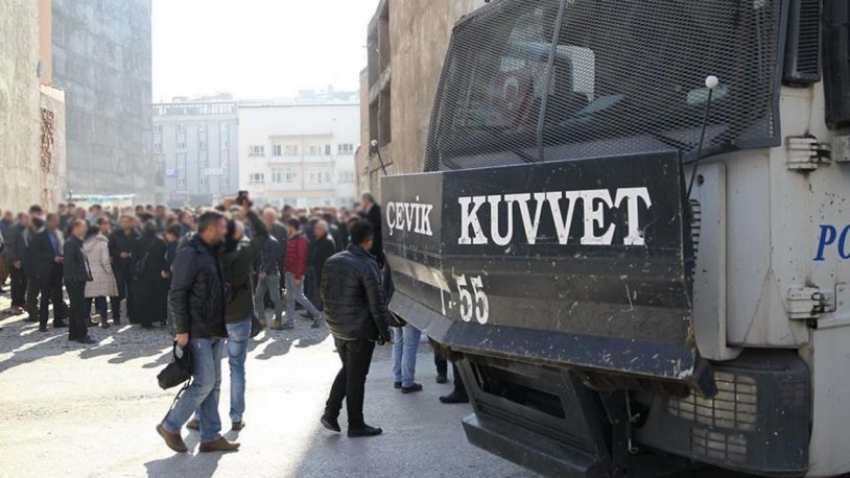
425, 0, 783, 172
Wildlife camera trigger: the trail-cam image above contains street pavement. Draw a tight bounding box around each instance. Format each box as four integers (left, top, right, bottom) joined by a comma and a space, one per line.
0, 294, 534, 478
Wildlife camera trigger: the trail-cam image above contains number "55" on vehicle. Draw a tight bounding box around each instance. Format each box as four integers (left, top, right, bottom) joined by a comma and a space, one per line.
456, 274, 490, 324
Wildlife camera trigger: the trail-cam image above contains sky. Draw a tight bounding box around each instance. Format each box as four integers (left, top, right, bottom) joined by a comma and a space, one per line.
152, 0, 380, 102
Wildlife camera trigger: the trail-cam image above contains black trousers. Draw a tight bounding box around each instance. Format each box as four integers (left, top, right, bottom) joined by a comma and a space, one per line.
26, 276, 40, 319
66, 281, 88, 340
435, 352, 448, 376
111, 265, 133, 322
9, 265, 27, 307
38, 265, 65, 328
325, 338, 376, 428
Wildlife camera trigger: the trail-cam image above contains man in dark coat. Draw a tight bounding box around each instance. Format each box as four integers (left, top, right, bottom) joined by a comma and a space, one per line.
131, 221, 169, 329
5, 213, 30, 314
64, 220, 94, 344
157, 211, 239, 454
358, 192, 384, 267
30, 214, 67, 332
307, 220, 336, 311
319, 220, 392, 438
109, 215, 139, 324
188, 201, 269, 433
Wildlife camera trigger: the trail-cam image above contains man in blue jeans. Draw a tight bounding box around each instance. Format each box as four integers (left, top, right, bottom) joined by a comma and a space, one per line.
187, 200, 269, 432
392, 324, 423, 393
156, 211, 239, 454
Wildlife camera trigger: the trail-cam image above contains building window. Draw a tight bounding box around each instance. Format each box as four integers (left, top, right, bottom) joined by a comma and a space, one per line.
309, 145, 324, 156
199, 141, 208, 151
249, 173, 265, 184
272, 145, 282, 157
249, 145, 265, 157
324, 172, 332, 183
284, 145, 299, 156
324, 144, 332, 156
337, 144, 354, 155
338, 170, 355, 182
285, 168, 297, 183
176, 124, 186, 134
154, 142, 162, 153
272, 172, 283, 183
154, 124, 163, 134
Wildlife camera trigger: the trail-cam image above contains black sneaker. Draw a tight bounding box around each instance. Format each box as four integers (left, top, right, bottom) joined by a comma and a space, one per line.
53, 320, 68, 328
393, 382, 402, 389
38, 326, 48, 333
320, 415, 341, 433
436, 374, 448, 384
400, 383, 423, 394
74, 336, 97, 345
439, 392, 470, 404
348, 424, 382, 438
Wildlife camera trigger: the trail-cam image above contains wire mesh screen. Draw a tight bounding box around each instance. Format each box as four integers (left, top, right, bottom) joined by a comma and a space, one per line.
425, 0, 784, 172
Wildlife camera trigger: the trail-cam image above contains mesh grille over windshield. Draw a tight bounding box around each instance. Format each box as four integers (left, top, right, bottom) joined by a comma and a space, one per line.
425, 0, 784, 172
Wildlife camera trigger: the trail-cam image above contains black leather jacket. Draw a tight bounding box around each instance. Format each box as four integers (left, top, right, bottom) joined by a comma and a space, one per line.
321, 245, 392, 341
169, 235, 227, 339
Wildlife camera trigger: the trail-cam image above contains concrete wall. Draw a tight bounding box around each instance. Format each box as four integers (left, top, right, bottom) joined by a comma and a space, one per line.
0, 0, 42, 212
358, 0, 486, 199
39, 84, 68, 209
51, 0, 154, 202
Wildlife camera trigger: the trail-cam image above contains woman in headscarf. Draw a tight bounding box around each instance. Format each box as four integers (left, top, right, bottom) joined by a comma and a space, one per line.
130, 220, 169, 329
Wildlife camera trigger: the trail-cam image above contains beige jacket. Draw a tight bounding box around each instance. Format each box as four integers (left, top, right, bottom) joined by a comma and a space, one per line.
83, 233, 118, 298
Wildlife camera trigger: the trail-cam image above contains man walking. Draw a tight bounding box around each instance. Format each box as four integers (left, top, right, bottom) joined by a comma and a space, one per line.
64, 220, 95, 344
320, 221, 392, 438
157, 211, 239, 454
188, 200, 268, 433
255, 233, 283, 330
109, 215, 138, 324
283, 218, 322, 329
359, 192, 384, 266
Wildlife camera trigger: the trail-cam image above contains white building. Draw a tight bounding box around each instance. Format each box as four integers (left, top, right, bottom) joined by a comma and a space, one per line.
238, 95, 359, 208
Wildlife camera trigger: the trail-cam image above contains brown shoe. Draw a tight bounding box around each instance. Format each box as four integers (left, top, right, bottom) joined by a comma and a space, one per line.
156, 424, 188, 453
199, 437, 240, 453
231, 421, 246, 432
271, 319, 282, 331
186, 418, 199, 431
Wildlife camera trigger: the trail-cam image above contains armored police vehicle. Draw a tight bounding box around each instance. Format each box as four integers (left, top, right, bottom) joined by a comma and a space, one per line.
382, 0, 850, 476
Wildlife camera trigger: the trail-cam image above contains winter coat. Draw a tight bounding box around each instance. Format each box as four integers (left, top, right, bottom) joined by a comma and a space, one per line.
284, 233, 309, 279
169, 235, 227, 339
221, 210, 268, 323
84, 234, 119, 298
320, 245, 392, 341
63, 235, 92, 283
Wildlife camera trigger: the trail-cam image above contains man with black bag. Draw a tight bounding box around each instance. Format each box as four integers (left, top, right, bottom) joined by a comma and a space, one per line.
156, 211, 239, 454
186, 195, 268, 433
319, 220, 393, 438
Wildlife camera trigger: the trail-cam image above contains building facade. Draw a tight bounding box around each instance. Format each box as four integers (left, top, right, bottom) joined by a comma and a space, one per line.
51, 0, 157, 203
0, 0, 67, 212
238, 95, 359, 209
358, 0, 487, 199
153, 100, 240, 207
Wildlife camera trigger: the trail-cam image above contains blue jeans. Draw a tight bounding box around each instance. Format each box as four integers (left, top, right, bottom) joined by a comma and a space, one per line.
284, 272, 321, 325
392, 325, 421, 387
227, 319, 251, 423
254, 273, 282, 321
162, 338, 224, 443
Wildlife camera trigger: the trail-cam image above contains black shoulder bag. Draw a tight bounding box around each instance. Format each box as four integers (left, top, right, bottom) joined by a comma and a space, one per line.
157, 342, 193, 390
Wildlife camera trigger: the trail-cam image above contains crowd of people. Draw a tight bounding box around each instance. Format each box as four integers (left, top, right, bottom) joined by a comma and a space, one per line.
0, 192, 467, 454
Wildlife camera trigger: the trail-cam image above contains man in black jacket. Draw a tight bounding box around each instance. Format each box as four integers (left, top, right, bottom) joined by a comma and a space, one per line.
157, 211, 240, 454
5, 213, 30, 314
64, 220, 94, 344
30, 214, 67, 332
320, 221, 392, 438
108, 215, 138, 324
358, 192, 384, 267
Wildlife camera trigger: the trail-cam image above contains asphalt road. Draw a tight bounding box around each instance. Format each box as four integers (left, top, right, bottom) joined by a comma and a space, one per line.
0, 295, 533, 478
0, 294, 780, 478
